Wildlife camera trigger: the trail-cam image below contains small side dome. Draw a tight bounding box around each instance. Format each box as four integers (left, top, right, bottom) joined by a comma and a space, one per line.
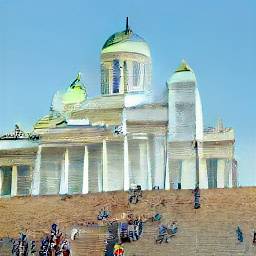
62, 73, 87, 105
34, 111, 66, 130
167, 60, 196, 86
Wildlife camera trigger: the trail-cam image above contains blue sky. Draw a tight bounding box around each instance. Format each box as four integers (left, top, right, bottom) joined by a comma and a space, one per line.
0, 0, 255, 185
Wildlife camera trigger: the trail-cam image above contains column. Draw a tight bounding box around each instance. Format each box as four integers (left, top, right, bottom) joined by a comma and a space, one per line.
123, 136, 129, 191
229, 163, 233, 188
11, 165, 18, 196
153, 136, 165, 189
102, 139, 108, 191
147, 140, 152, 190
199, 158, 208, 189
139, 142, 147, 189
60, 148, 69, 194
164, 157, 170, 190
82, 145, 89, 194
32, 145, 42, 195
217, 159, 225, 188
181, 159, 196, 189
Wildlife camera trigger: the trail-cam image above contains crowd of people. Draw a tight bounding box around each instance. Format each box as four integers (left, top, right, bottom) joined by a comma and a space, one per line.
103, 213, 145, 256
12, 233, 31, 256
128, 184, 142, 204
9, 186, 198, 255
120, 214, 144, 243
38, 224, 71, 256
11, 224, 72, 255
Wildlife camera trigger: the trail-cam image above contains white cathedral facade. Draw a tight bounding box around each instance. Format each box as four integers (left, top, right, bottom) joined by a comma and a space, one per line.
0, 20, 237, 197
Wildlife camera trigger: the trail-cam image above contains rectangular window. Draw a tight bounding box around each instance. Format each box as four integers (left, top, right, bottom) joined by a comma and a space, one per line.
132, 61, 140, 88
112, 59, 120, 93
123, 61, 128, 92
101, 64, 109, 95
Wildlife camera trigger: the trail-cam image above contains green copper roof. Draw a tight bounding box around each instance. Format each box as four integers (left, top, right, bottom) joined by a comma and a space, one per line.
34, 112, 66, 130
101, 29, 151, 57
175, 60, 192, 73
102, 28, 147, 49
62, 73, 87, 105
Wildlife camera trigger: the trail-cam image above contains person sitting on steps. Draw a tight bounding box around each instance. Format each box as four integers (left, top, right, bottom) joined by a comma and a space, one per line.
156, 224, 168, 244
97, 208, 110, 220
168, 221, 178, 236
152, 213, 161, 222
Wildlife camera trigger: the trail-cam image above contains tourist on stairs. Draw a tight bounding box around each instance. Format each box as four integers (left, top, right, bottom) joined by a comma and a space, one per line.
114, 242, 125, 256
253, 230, 256, 244
193, 186, 201, 209
156, 224, 168, 244
168, 221, 178, 236
236, 226, 243, 242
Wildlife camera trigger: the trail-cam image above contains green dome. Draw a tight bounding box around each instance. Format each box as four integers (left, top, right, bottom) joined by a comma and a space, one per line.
34, 112, 66, 130
62, 73, 87, 105
101, 28, 151, 57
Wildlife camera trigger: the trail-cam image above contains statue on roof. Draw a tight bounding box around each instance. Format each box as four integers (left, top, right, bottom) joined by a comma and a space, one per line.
0, 124, 38, 140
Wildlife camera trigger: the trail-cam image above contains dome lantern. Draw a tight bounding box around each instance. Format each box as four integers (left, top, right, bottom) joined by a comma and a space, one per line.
100, 18, 152, 96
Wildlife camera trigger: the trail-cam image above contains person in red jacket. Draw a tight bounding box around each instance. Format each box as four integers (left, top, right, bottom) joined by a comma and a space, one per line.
114, 243, 124, 256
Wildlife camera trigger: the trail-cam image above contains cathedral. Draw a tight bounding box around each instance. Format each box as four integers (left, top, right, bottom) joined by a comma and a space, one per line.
0, 19, 237, 197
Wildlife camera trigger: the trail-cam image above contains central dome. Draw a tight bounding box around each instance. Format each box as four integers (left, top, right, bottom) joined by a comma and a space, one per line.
102, 29, 151, 58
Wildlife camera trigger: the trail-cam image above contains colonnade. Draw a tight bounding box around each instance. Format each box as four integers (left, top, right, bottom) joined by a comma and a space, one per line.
31, 135, 164, 196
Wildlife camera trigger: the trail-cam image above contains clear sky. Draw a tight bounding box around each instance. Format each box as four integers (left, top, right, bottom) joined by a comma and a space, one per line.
0, 0, 255, 186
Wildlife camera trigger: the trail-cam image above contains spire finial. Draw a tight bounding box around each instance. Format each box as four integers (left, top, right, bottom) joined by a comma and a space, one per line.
70, 72, 81, 88
125, 17, 130, 34
125, 17, 131, 35
76, 72, 81, 82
